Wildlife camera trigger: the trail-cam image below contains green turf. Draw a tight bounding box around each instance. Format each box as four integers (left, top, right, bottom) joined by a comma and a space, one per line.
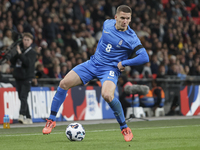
0, 119, 200, 150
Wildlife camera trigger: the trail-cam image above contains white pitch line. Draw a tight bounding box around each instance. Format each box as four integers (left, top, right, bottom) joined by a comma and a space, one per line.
0, 125, 199, 137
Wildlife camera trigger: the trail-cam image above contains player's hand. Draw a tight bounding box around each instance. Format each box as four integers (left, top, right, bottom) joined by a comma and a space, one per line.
117, 61, 125, 72
16, 45, 22, 54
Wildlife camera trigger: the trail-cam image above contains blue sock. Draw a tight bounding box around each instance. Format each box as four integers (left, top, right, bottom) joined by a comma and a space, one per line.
49, 87, 68, 121
108, 97, 128, 130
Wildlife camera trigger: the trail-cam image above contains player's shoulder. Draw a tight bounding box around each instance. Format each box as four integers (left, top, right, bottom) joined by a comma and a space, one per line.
103, 19, 115, 27
126, 26, 137, 37
124, 26, 140, 45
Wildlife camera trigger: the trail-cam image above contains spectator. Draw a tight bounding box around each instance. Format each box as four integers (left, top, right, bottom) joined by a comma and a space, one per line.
141, 62, 152, 78
0, 60, 11, 74
150, 54, 159, 74
64, 31, 78, 52
157, 64, 166, 79
123, 66, 131, 78
66, 60, 72, 72
185, 50, 194, 68
72, 30, 87, 52
191, 65, 200, 76
76, 57, 83, 65
190, 55, 200, 75
177, 65, 187, 79
3, 30, 13, 47
191, 6, 199, 17
50, 65, 62, 79
0, 21, 5, 33
82, 51, 88, 62
163, 57, 169, 74
168, 64, 178, 75
73, 0, 86, 23
10, 32, 37, 125
43, 49, 53, 76
94, 21, 103, 41
6, 19, 17, 31
43, 17, 58, 44
70, 57, 76, 67
49, 41, 57, 51
59, 55, 67, 64
85, 31, 96, 49
184, 65, 190, 75
0, 31, 4, 48
60, 63, 68, 78
54, 33, 64, 49
132, 70, 144, 85
40, 40, 48, 55
55, 47, 62, 58
35, 64, 49, 78
17, 24, 24, 34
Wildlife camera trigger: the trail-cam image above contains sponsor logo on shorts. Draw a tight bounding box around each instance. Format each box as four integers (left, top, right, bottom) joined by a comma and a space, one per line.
107, 77, 114, 79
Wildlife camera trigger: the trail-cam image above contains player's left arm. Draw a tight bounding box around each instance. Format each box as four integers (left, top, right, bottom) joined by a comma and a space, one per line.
120, 34, 149, 67
121, 47, 149, 67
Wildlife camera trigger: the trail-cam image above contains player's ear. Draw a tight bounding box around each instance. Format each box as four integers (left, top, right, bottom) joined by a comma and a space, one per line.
114, 14, 117, 19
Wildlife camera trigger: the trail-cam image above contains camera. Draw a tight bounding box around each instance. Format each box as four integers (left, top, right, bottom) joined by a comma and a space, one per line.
0, 31, 23, 64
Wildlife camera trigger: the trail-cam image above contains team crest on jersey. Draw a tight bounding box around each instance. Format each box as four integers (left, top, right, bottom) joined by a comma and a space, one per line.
118, 40, 123, 45
116, 40, 123, 48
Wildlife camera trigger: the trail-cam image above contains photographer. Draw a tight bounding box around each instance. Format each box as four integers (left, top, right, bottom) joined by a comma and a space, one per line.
10, 32, 36, 125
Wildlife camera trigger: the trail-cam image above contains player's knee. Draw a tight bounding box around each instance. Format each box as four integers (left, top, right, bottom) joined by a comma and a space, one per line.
59, 79, 69, 90
102, 92, 113, 103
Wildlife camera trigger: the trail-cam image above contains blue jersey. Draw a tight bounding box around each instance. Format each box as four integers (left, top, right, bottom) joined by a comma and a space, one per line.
91, 19, 143, 68
73, 19, 149, 85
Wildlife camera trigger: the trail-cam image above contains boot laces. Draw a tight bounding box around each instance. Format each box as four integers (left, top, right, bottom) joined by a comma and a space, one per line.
45, 119, 52, 128
122, 128, 129, 135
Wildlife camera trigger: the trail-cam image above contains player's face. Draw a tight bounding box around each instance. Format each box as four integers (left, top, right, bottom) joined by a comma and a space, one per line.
115, 11, 131, 31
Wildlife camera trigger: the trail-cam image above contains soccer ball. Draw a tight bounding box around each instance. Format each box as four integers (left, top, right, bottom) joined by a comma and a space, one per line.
65, 122, 85, 141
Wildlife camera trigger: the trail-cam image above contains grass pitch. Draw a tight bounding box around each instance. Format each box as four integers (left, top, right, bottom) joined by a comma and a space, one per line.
0, 119, 200, 150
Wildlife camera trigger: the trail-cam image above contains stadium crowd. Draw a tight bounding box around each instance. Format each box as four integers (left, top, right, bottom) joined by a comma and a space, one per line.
0, 0, 200, 83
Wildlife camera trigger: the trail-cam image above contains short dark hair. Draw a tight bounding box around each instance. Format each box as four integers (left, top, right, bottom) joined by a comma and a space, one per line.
116, 5, 132, 15
23, 32, 33, 40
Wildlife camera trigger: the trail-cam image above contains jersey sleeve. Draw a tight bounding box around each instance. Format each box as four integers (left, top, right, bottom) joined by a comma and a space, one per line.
103, 19, 109, 29
129, 34, 144, 58
121, 34, 149, 67
121, 48, 149, 67
132, 35, 142, 50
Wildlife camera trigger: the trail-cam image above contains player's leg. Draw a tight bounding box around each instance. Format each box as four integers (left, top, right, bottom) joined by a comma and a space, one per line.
43, 61, 95, 134
101, 80, 133, 142
49, 70, 83, 121
43, 70, 83, 134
